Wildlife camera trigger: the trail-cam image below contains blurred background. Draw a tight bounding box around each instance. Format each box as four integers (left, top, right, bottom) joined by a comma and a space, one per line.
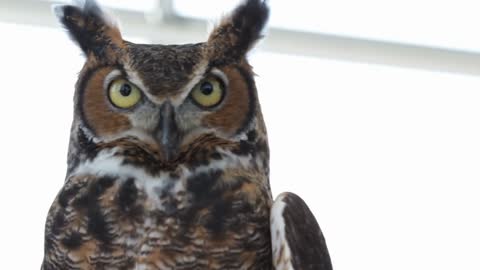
0, 0, 479, 269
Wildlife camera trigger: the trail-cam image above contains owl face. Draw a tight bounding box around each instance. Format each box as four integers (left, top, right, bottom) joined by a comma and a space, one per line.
58, 0, 269, 168
78, 43, 257, 161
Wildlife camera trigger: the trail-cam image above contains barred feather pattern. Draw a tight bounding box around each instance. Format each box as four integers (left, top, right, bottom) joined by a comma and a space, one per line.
42, 132, 273, 270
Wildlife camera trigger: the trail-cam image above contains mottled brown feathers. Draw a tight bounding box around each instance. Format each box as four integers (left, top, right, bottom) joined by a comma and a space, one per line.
127, 43, 205, 96
43, 169, 272, 269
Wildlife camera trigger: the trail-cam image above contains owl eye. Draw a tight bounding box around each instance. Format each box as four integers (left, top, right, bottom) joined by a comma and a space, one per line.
108, 79, 142, 109
190, 76, 225, 108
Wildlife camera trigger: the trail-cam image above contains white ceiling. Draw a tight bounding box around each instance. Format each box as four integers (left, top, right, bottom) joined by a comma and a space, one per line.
174, 0, 480, 53
44, 0, 480, 53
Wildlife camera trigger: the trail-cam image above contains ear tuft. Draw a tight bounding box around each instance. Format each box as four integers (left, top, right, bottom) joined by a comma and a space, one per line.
207, 0, 269, 64
54, 0, 123, 58
230, 0, 269, 49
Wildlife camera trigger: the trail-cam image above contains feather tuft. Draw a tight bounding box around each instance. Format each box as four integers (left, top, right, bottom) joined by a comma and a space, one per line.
53, 0, 123, 58
207, 0, 270, 64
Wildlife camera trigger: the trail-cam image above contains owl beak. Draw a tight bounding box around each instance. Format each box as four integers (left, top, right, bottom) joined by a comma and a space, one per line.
155, 102, 181, 162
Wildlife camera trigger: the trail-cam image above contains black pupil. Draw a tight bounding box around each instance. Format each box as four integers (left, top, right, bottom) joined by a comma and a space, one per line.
120, 84, 132, 96
200, 82, 214, 95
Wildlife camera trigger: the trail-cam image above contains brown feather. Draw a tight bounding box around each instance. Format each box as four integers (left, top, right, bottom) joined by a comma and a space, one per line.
82, 67, 131, 136
204, 65, 252, 135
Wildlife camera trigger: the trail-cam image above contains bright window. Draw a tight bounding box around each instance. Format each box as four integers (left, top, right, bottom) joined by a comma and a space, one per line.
43, 0, 158, 12
175, 0, 480, 52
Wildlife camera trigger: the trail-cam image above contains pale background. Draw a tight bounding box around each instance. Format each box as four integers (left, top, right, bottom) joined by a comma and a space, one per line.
0, 0, 479, 269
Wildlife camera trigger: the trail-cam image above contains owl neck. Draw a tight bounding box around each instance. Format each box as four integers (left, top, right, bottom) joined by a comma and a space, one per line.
65, 125, 270, 181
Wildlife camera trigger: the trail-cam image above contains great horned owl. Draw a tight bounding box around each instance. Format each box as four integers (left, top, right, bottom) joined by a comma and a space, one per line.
42, 0, 332, 269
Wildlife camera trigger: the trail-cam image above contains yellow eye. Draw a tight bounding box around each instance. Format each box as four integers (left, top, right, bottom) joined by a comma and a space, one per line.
190, 76, 225, 108
108, 79, 142, 109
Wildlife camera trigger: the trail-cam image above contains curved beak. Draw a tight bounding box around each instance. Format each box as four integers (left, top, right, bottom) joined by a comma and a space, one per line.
154, 102, 181, 162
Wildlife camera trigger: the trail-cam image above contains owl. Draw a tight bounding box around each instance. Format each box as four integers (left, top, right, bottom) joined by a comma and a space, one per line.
42, 0, 332, 269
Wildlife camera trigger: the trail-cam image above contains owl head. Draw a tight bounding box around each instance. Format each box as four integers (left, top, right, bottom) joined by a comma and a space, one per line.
56, 0, 270, 175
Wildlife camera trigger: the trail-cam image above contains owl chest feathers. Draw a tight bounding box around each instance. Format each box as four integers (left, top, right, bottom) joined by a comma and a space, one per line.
71, 145, 270, 214
47, 146, 272, 269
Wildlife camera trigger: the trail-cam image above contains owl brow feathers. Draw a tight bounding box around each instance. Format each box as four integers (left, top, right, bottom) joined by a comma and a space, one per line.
54, 0, 124, 59
207, 0, 270, 65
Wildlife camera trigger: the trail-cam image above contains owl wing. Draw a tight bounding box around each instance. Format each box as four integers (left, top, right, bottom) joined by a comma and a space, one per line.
270, 192, 333, 270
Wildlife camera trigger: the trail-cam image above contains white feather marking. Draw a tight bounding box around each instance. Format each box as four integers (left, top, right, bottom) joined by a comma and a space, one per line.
170, 59, 210, 107
122, 63, 151, 99
271, 193, 294, 270
103, 69, 122, 89
121, 58, 210, 107
71, 147, 255, 210
72, 150, 171, 211
210, 68, 229, 88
